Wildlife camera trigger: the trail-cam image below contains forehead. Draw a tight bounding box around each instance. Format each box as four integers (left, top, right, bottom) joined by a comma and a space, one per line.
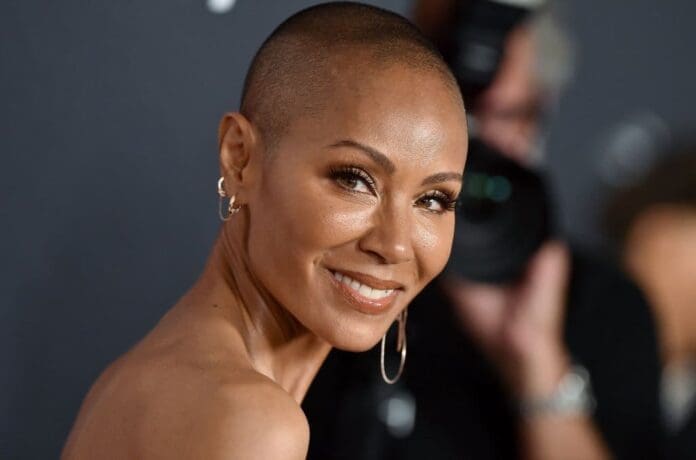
283, 60, 468, 170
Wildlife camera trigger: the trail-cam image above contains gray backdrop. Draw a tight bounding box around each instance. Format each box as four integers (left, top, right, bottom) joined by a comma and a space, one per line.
2, 1, 695, 458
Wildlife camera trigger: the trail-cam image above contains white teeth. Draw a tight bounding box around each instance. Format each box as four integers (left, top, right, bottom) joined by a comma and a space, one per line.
332, 271, 395, 300
358, 284, 373, 297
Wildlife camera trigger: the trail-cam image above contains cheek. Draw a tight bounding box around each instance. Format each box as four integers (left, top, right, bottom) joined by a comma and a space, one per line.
413, 214, 456, 284
247, 177, 371, 299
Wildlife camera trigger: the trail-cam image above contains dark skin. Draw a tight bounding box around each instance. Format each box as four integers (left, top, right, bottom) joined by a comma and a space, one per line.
62, 57, 468, 459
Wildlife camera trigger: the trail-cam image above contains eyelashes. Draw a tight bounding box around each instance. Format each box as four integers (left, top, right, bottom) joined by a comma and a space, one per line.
327, 164, 459, 214
417, 191, 459, 213
328, 165, 377, 195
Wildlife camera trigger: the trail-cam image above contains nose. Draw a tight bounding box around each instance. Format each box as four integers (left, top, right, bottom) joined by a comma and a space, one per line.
358, 198, 415, 265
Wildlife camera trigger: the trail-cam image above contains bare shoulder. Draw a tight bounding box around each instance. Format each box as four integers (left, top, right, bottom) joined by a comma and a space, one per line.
193, 373, 310, 460
63, 333, 309, 459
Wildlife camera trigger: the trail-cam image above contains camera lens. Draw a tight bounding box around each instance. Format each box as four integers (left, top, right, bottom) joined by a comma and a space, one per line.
446, 139, 552, 283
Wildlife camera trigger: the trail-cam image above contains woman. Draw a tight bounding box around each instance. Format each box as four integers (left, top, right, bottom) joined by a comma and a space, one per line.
62, 3, 468, 458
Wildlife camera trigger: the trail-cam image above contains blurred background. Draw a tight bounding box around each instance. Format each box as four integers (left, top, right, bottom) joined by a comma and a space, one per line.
2, 1, 696, 458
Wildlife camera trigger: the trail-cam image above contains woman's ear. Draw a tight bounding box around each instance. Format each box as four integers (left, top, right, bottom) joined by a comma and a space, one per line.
217, 112, 260, 198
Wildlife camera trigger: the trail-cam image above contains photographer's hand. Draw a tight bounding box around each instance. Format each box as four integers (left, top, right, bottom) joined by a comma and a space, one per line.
445, 241, 570, 394
445, 241, 610, 460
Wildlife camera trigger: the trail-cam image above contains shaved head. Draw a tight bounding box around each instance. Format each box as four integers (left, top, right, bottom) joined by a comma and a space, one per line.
240, 1, 463, 152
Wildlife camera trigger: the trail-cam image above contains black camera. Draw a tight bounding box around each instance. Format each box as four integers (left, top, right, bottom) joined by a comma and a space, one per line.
444, 0, 532, 101
446, 139, 552, 283
440, 0, 553, 283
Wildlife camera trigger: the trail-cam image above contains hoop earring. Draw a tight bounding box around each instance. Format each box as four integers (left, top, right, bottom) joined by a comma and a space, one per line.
380, 308, 408, 384
217, 176, 240, 221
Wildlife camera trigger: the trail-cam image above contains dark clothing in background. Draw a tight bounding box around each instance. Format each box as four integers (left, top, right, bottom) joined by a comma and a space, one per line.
665, 413, 696, 460
303, 252, 666, 459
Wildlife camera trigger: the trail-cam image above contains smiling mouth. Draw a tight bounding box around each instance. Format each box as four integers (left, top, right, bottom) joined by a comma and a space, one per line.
328, 269, 402, 314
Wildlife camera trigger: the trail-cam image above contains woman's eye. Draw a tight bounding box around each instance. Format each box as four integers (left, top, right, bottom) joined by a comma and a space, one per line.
329, 167, 376, 195
417, 193, 457, 214
336, 174, 371, 193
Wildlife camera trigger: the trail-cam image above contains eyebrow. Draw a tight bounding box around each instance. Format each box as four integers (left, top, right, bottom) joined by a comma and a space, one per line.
328, 139, 396, 174
328, 138, 463, 186
420, 171, 463, 186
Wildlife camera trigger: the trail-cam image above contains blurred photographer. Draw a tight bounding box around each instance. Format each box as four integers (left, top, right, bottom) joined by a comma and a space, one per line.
604, 147, 696, 459
414, 1, 660, 458
304, 1, 664, 459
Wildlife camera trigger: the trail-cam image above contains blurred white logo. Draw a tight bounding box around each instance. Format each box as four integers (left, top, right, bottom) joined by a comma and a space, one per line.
597, 110, 671, 187
206, 0, 237, 14
378, 390, 416, 438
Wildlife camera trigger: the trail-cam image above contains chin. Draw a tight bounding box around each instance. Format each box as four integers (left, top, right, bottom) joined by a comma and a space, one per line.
332, 338, 380, 353
320, 322, 384, 353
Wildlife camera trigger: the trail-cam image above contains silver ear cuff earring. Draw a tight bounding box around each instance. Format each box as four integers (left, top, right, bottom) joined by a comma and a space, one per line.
380, 308, 408, 384
217, 177, 241, 221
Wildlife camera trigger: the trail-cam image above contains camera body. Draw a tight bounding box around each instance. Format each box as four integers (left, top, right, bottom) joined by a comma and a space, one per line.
446, 139, 552, 282
443, 0, 553, 283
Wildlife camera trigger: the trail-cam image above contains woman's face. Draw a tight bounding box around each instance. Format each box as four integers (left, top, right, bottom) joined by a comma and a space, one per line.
244, 64, 468, 351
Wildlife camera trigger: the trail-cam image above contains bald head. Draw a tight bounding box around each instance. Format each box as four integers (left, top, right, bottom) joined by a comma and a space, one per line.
240, 2, 462, 151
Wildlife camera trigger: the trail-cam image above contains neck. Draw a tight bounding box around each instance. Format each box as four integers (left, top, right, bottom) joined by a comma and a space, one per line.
182, 221, 331, 403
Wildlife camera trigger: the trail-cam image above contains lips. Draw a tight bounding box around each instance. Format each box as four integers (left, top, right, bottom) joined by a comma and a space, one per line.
327, 269, 402, 315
